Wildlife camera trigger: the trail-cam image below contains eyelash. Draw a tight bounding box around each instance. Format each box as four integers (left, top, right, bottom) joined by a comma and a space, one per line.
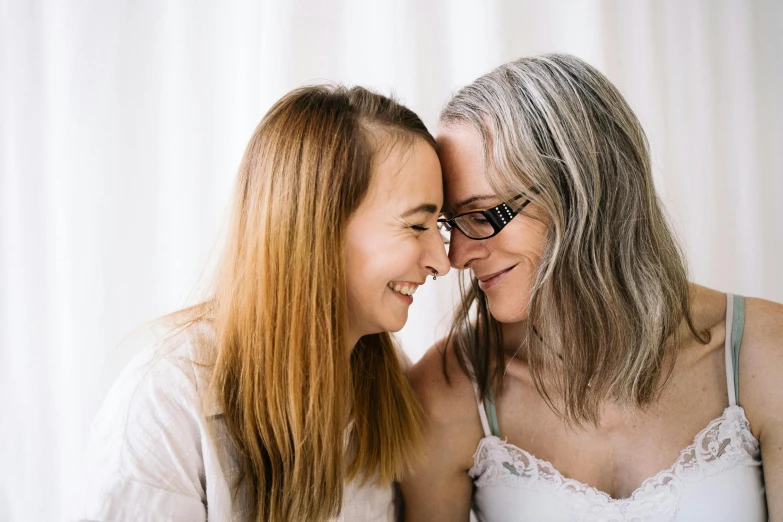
411, 225, 429, 232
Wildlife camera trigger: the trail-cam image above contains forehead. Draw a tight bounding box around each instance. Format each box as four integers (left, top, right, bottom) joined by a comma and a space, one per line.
436, 123, 494, 201
364, 137, 442, 208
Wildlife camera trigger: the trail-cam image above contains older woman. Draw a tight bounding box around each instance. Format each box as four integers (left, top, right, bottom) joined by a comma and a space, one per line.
402, 54, 781, 521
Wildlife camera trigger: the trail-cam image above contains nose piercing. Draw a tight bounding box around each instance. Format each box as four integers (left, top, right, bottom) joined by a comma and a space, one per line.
431, 269, 439, 281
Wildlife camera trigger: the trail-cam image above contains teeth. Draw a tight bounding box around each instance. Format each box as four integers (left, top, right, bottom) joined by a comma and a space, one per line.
388, 282, 417, 296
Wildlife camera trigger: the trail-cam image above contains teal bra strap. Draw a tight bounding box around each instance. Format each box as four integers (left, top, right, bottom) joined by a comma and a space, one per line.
731, 294, 746, 406
483, 392, 500, 437
482, 297, 746, 432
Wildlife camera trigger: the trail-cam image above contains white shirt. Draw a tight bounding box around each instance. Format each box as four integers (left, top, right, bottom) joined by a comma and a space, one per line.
66, 322, 398, 522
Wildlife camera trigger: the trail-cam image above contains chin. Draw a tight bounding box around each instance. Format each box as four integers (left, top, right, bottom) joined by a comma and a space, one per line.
386, 319, 407, 333
487, 299, 528, 324
381, 313, 408, 334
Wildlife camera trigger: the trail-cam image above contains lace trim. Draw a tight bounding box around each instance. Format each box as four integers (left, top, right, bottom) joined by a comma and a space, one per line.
469, 405, 760, 521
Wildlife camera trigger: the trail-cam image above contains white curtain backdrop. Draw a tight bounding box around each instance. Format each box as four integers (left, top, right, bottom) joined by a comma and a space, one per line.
1, 1, 781, 520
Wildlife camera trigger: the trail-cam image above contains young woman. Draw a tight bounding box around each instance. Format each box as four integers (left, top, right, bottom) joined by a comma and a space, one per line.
402, 54, 782, 521
68, 85, 449, 522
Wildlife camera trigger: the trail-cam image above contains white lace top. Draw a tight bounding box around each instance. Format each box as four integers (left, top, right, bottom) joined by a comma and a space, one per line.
469, 294, 767, 521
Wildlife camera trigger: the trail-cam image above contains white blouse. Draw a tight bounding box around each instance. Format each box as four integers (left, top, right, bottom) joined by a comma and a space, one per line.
66, 322, 397, 522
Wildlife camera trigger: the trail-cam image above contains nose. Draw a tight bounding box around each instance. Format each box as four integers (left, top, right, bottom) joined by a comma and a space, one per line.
423, 229, 451, 278
447, 228, 487, 269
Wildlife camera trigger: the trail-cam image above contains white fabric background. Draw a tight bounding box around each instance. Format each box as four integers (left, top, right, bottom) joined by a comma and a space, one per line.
1, 1, 781, 521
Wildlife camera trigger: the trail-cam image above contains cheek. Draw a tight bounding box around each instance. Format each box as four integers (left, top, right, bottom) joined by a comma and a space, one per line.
346, 237, 411, 297
346, 249, 382, 297
367, 242, 420, 286
487, 262, 536, 322
486, 230, 546, 322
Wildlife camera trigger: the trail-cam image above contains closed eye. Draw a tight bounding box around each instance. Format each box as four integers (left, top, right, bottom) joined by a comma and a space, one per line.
465, 214, 489, 225
411, 225, 429, 231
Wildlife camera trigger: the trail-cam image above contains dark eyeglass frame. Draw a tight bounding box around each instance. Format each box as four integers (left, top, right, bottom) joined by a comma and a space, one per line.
437, 194, 533, 240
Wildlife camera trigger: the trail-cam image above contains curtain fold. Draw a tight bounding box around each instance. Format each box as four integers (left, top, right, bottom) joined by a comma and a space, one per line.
1, 1, 781, 521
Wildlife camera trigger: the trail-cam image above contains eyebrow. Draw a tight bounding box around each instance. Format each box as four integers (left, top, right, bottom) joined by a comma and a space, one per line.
402, 203, 440, 218
453, 194, 497, 212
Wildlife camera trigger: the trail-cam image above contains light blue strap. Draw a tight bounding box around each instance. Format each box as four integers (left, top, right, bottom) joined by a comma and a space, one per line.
483, 393, 500, 437
486, 297, 746, 428
730, 294, 746, 406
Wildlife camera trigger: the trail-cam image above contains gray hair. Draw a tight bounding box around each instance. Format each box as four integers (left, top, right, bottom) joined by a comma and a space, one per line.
441, 54, 707, 426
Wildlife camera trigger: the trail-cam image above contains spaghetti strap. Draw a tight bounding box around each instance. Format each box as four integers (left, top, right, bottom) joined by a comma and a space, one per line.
724, 293, 746, 407
483, 393, 500, 437
724, 294, 736, 407
471, 380, 493, 437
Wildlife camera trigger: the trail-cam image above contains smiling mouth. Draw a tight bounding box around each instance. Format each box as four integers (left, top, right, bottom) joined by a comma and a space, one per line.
387, 281, 420, 297
477, 265, 516, 290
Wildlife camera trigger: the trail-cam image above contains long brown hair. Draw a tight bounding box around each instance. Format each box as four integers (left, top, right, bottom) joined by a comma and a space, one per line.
178, 85, 432, 521
441, 54, 708, 426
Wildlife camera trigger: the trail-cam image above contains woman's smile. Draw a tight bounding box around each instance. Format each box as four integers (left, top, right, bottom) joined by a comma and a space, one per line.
476, 265, 517, 291
387, 281, 421, 302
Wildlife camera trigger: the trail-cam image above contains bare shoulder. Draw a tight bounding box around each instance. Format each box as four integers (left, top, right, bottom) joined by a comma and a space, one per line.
408, 338, 483, 469
688, 283, 727, 331
685, 284, 783, 433
689, 283, 783, 341
401, 338, 480, 520
409, 339, 480, 428
737, 295, 783, 431
743, 295, 783, 341
740, 294, 783, 393
737, 295, 783, 515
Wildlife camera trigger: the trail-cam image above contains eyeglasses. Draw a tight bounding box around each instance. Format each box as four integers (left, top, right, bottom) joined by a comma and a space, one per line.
437, 194, 532, 241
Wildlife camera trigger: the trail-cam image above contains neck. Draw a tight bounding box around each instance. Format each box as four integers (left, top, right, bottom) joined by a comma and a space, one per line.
501, 319, 531, 362
346, 327, 362, 355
